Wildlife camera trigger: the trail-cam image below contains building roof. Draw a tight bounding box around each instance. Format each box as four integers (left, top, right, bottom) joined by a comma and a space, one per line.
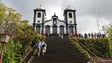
65, 5, 74, 10
36, 5, 45, 10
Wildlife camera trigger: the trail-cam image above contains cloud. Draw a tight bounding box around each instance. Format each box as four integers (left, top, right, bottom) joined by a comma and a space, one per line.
2, 0, 112, 33
74, 0, 112, 19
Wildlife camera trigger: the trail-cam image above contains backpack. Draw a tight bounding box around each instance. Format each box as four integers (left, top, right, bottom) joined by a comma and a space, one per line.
42, 44, 45, 47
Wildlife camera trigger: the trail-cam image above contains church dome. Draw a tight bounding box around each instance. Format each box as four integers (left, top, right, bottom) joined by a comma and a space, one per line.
65, 5, 74, 10
36, 5, 45, 10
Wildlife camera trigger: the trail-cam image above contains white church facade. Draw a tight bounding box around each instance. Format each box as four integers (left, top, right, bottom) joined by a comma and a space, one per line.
33, 6, 77, 37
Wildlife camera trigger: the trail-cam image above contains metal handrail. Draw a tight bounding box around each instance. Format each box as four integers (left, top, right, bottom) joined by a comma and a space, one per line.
20, 44, 36, 63
70, 38, 95, 63
77, 39, 104, 63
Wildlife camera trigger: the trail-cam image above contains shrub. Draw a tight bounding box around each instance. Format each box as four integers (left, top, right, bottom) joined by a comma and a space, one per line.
78, 38, 110, 58
70, 37, 95, 63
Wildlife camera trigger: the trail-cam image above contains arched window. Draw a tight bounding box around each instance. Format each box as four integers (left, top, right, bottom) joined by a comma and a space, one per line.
36, 25, 41, 33
45, 25, 50, 34
53, 25, 57, 34
69, 13, 72, 18
37, 12, 41, 17
60, 25, 64, 34
37, 20, 40, 23
69, 25, 74, 34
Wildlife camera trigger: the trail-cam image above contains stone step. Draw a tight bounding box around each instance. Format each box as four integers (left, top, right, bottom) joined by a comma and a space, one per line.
30, 38, 88, 63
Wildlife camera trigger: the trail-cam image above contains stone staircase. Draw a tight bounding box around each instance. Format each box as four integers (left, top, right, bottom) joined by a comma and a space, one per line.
30, 38, 88, 63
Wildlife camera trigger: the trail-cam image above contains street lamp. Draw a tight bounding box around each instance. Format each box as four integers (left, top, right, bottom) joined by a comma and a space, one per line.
0, 33, 10, 63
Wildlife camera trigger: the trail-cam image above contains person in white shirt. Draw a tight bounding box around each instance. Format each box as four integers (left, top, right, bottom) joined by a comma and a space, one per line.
41, 41, 47, 55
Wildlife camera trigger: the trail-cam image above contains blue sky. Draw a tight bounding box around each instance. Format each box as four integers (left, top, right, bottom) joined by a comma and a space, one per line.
2, 0, 112, 33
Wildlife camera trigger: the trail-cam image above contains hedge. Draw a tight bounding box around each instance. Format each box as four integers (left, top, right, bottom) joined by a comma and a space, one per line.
78, 38, 111, 58
70, 37, 95, 63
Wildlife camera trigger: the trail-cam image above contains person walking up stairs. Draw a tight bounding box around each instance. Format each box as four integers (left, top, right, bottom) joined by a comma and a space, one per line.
31, 38, 88, 63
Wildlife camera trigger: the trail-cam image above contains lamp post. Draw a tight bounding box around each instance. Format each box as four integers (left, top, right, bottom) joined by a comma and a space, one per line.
0, 33, 10, 63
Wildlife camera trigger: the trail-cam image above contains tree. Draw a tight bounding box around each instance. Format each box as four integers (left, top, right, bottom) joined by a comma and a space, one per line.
0, 4, 22, 36
0, 4, 42, 63
0, 3, 6, 32
0, 5, 24, 63
107, 24, 112, 41
106, 23, 112, 58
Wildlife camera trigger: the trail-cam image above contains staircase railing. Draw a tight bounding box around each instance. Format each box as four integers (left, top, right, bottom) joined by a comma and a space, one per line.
19, 44, 36, 63
70, 38, 95, 63
77, 39, 105, 63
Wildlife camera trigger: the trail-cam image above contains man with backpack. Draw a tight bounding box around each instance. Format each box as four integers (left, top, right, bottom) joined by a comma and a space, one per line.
41, 41, 47, 56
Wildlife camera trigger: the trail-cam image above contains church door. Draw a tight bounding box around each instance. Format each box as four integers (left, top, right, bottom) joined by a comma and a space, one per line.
69, 25, 74, 35
36, 25, 41, 33
60, 25, 64, 34
53, 25, 57, 34
45, 25, 50, 34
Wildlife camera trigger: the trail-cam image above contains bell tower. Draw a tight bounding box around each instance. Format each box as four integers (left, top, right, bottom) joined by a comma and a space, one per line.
64, 6, 77, 36
33, 5, 46, 34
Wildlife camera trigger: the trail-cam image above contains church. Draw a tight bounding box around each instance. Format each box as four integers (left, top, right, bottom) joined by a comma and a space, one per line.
33, 5, 77, 37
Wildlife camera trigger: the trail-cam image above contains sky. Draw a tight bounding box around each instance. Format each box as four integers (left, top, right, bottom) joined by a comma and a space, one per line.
2, 0, 112, 33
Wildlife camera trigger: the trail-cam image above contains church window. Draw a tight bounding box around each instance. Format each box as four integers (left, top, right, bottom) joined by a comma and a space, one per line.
60, 25, 64, 34
45, 25, 50, 34
69, 13, 72, 18
37, 12, 41, 17
53, 18, 57, 25
53, 25, 57, 34
36, 25, 41, 33
37, 20, 40, 23
69, 21, 72, 24
69, 25, 74, 34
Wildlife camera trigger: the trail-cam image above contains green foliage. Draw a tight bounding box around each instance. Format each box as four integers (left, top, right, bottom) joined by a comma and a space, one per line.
106, 23, 112, 58
0, 5, 42, 63
15, 23, 42, 57
3, 25, 42, 63
70, 37, 95, 63
106, 24, 112, 41
3, 39, 22, 63
71, 37, 112, 62
0, 4, 22, 36
78, 38, 110, 58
